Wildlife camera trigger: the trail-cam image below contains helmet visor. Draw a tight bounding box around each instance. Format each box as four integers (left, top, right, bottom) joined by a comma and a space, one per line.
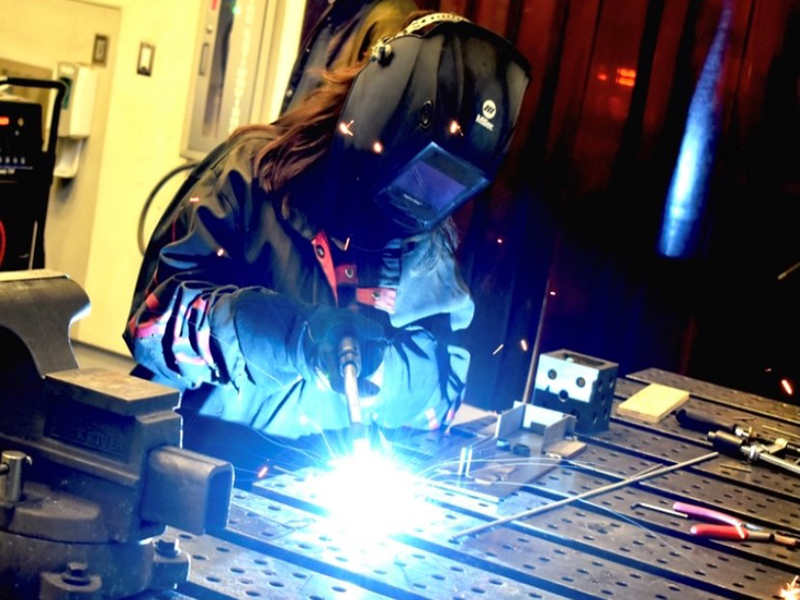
377, 142, 489, 233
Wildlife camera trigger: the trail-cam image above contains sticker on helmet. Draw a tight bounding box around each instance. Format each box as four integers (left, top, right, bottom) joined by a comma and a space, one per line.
476, 99, 497, 131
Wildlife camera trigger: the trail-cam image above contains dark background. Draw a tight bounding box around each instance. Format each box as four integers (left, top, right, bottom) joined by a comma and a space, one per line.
303, 0, 800, 410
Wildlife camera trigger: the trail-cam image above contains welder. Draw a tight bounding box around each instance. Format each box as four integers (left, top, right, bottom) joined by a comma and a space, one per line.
125, 12, 530, 470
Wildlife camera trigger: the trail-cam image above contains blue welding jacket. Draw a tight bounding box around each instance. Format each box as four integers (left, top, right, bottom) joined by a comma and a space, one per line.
125, 132, 473, 439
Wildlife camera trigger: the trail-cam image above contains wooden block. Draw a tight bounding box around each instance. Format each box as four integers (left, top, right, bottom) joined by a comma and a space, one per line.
616, 384, 690, 423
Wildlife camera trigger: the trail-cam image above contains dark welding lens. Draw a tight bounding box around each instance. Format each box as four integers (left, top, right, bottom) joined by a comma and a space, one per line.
379, 142, 488, 232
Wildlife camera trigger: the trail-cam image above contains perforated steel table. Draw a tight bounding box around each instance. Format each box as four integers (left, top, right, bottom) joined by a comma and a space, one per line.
166, 369, 800, 600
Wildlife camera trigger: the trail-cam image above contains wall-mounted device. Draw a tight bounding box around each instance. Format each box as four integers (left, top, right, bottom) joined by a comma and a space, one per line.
54, 62, 98, 178
182, 0, 271, 159
0, 77, 66, 270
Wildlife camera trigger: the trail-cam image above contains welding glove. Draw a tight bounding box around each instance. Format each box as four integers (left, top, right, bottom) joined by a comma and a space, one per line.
303, 304, 387, 397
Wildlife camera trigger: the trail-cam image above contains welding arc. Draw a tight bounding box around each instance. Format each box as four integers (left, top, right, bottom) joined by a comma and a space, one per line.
450, 451, 719, 540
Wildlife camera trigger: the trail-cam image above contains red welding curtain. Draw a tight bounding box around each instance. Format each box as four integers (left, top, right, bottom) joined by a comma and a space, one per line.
309, 1, 800, 408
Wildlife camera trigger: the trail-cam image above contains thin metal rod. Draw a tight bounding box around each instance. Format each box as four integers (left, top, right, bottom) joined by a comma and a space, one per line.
778, 260, 800, 281
630, 502, 688, 519
451, 451, 719, 540
761, 425, 800, 442
522, 275, 553, 404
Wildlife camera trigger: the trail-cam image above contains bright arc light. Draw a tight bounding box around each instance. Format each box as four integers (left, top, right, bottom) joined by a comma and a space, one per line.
312, 448, 433, 541
779, 576, 800, 600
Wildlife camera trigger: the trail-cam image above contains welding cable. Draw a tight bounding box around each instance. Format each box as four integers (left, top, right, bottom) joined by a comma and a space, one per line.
137, 162, 198, 255
0, 219, 6, 269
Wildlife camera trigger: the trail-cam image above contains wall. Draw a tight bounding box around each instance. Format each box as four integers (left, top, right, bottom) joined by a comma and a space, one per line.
0, 0, 306, 356
78, 0, 306, 356
76, 0, 203, 353
0, 0, 121, 289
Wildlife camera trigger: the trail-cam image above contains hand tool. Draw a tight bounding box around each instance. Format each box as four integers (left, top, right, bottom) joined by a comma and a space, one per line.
676, 408, 800, 457
676, 501, 800, 547
709, 430, 800, 477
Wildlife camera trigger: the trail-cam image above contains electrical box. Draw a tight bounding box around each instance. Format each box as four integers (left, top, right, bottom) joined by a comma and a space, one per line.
54, 63, 98, 178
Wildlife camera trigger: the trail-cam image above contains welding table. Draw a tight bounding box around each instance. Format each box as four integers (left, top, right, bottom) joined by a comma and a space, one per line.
154, 368, 800, 600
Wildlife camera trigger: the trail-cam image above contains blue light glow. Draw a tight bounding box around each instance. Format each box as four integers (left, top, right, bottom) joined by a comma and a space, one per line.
310, 447, 435, 541
658, 0, 734, 258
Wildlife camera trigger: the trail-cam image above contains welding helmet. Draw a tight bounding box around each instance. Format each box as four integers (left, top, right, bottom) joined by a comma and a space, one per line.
324, 13, 531, 245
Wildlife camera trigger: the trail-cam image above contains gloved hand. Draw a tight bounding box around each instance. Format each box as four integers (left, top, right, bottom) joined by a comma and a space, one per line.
303, 305, 386, 397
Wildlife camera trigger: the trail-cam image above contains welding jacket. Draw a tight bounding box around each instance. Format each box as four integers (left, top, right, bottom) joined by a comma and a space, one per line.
125, 132, 474, 439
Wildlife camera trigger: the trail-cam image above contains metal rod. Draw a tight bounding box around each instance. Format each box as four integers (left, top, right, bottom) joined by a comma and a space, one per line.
451, 451, 719, 540
777, 260, 800, 281
761, 425, 800, 442
630, 502, 688, 519
521, 275, 553, 404
758, 451, 800, 477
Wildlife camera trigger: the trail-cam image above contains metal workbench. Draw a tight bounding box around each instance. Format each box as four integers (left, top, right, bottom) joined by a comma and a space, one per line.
163, 368, 800, 600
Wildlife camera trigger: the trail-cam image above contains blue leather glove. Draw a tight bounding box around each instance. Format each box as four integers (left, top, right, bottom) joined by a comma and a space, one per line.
303, 305, 386, 396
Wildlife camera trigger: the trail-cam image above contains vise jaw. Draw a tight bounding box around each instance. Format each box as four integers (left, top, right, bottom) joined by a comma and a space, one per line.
0, 271, 234, 599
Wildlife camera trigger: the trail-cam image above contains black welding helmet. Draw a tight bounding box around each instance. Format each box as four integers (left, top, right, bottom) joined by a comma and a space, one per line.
324, 13, 531, 245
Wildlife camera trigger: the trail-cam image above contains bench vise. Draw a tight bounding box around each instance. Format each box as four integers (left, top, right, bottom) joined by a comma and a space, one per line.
0, 271, 234, 599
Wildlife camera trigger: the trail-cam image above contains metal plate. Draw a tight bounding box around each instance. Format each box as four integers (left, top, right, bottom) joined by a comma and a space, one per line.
588, 421, 800, 502
251, 471, 798, 600
169, 526, 390, 600
223, 491, 568, 600
153, 370, 800, 600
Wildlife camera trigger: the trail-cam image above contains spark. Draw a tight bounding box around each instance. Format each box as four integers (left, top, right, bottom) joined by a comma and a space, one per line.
549, 291, 556, 296
496, 237, 504, 244
597, 72, 608, 82
343, 237, 351, 251
781, 379, 794, 396
310, 448, 434, 541
520, 339, 529, 352
449, 120, 462, 135
780, 576, 800, 600
372, 140, 383, 154
338, 120, 355, 137
492, 343, 504, 356
257, 465, 269, 479
216, 248, 225, 257
189, 196, 200, 203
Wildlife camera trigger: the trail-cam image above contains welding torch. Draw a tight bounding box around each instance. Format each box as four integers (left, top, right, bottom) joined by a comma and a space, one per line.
338, 335, 370, 454
676, 408, 800, 476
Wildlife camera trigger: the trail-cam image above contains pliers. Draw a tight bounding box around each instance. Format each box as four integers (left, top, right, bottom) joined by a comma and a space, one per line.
674, 501, 800, 548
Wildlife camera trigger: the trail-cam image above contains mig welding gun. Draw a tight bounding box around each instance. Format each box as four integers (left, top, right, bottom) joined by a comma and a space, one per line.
306, 305, 385, 449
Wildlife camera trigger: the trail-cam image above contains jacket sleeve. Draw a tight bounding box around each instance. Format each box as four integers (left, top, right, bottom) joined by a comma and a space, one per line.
368, 317, 470, 432
124, 154, 313, 395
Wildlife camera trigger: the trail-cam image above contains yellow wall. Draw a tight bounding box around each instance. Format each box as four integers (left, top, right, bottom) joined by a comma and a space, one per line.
78, 0, 204, 354
2, 0, 306, 356
0, 0, 122, 291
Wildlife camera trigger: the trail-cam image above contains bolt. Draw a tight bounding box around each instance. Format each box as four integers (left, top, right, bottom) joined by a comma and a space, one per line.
155, 537, 181, 558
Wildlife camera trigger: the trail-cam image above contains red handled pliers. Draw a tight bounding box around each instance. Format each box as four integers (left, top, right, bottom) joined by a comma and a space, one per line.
674, 502, 800, 547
